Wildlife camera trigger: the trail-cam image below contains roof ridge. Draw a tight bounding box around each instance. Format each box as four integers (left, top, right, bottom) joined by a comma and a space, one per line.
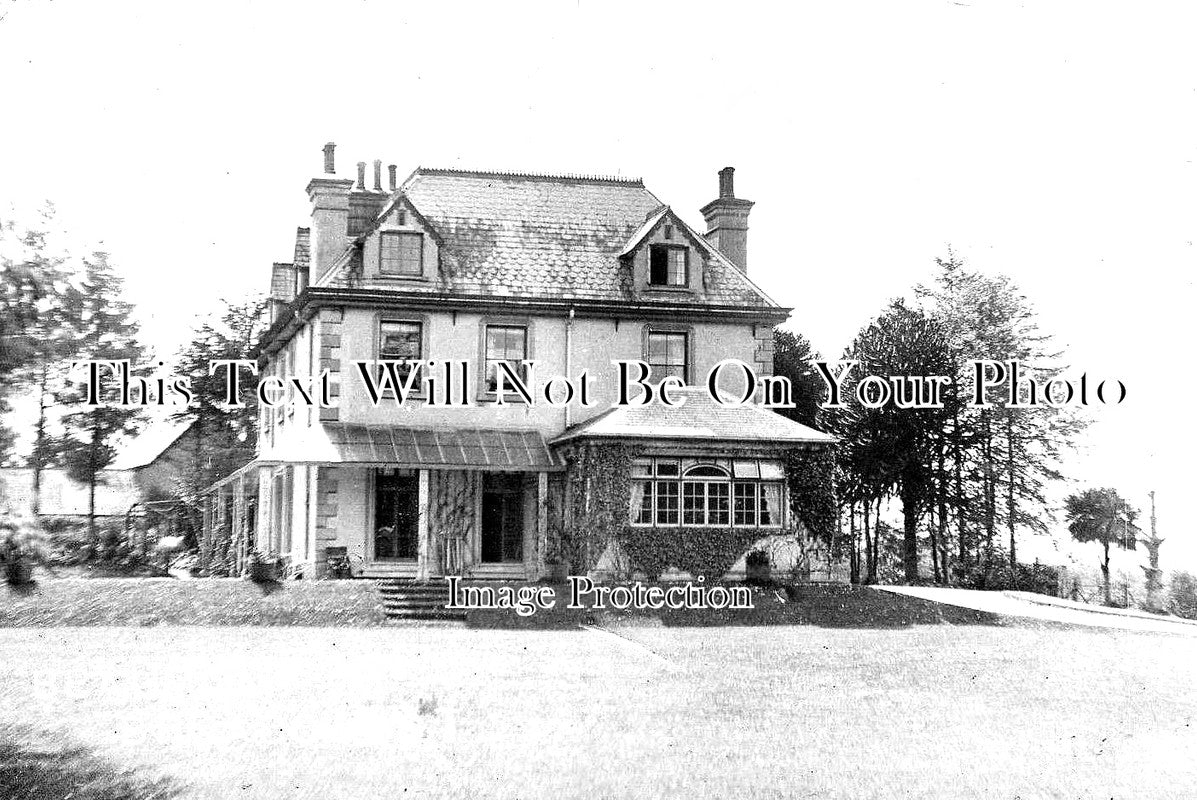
414, 166, 644, 187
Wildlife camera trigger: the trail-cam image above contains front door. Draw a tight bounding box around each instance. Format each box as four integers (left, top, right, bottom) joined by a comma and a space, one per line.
481, 473, 524, 563
374, 470, 419, 561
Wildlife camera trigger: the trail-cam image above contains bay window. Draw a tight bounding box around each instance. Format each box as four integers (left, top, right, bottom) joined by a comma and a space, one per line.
631, 458, 784, 529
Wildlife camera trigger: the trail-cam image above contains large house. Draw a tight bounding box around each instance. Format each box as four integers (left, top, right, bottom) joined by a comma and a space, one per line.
203, 146, 832, 580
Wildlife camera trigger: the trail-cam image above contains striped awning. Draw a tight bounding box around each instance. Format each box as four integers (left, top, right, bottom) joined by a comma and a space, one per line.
323, 424, 558, 471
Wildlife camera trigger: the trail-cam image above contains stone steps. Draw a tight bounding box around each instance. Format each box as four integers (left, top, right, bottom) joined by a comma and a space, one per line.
376, 578, 466, 622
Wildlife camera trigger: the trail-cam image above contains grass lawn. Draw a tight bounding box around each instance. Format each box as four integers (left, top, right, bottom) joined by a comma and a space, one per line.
0, 577, 387, 626
1, 620, 1195, 798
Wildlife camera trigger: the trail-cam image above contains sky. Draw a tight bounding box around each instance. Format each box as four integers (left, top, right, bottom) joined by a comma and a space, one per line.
1, 0, 1194, 573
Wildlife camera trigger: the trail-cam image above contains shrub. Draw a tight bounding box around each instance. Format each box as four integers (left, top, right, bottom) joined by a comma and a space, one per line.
0, 510, 50, 584
1168, 571, 1197, 620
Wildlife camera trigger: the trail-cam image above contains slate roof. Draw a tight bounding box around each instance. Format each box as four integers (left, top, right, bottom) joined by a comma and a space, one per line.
551, 387, 833, 446
318, 168, 778, 307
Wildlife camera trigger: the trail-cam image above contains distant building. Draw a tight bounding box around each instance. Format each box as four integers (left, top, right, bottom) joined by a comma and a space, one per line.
0, 467, 140, 519
112, 418, 253, 501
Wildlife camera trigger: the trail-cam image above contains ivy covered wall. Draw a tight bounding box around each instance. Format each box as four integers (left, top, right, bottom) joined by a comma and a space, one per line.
557, 439, 837, 582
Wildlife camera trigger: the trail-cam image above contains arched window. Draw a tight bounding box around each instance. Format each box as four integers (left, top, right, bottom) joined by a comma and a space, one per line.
682, 465, 730, 525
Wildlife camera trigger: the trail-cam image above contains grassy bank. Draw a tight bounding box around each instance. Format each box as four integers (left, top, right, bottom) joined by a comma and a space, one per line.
0, 577, 387, 627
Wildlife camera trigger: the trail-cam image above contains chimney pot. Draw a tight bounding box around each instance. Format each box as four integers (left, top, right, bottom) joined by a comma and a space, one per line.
718, 166, 735, 199
322, 142, 336, 174
355, 161, 367, 190
373, 160, 383, 192
388, 164, 398, 192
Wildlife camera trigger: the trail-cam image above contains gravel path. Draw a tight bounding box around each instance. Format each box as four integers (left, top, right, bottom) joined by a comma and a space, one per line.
877, 585, 1197, 635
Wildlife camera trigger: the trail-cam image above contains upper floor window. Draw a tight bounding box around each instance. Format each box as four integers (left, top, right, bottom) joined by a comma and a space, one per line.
380, 231, 423, 276
379, 320, 423, 390
649, 244, 687, 286
484, 324, 527, 394
646, 330, 688, 383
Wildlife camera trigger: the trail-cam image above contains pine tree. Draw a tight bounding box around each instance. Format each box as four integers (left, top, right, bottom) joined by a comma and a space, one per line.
169, 296, 267, 549
56, 253, 142, 554
825, 300, 956, 583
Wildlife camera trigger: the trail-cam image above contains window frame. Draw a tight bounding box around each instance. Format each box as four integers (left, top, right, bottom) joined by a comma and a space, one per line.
478, 319, 533, 401
648, 243, 689, 287
643, 326, 692, 385
374, 314, 429, 397
378, 230, 425, 278
631, 457, 785, 530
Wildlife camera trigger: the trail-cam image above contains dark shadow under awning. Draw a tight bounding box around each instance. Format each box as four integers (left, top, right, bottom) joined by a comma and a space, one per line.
323, 424, 559, 471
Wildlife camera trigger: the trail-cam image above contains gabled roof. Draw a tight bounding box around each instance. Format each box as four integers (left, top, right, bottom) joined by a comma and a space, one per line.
364, 192, 444, 245
317, 167, 779, 308
551, 387, 834, 447
109, 418, 196, 470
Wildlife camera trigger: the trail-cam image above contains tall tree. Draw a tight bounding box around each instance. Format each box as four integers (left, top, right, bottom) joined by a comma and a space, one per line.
916, 253, 1085, 585
826, 299, 956, 583
0, 210, 60, 464
1064, 487, 1138, 606
169, 295, 268, 535
56, 253, 143, 553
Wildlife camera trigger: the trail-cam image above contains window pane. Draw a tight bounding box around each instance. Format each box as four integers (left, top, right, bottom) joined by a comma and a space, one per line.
708, 482, 729, 525
759, 461, 785, 480
734, 482, 758, 526
655, 460, 679, 477
733, 460, 760, 479
668, 249, 686, 284
647, 332, 687, 384
379, 321, 422, 390
760, 482, 783, 526
683, 482, 705, 525
632, 480, 652, 524
656, 481, 679, 525
380, 232, 423, 275
649, 246, 668, 284
485, 325, 527, 392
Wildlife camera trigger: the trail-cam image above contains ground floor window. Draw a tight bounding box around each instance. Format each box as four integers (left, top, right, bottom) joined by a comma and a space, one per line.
374, 469, 419, 560
631, 458, 784, 529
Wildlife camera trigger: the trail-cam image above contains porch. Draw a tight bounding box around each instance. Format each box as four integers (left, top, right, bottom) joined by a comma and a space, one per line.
241, 425, 563, 580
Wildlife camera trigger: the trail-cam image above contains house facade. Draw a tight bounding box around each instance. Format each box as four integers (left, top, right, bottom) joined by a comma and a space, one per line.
203, 146, 832, 581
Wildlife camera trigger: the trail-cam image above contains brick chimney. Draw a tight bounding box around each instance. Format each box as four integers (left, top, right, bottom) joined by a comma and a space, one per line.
306, 142, 354, 281
700, 167, 754, 273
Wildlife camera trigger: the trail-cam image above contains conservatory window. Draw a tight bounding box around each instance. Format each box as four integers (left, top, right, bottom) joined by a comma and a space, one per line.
631, 457, 783, 529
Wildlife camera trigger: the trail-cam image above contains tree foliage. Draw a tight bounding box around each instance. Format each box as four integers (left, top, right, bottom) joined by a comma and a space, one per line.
825, 299, 956, 582
55, 253, 143, 551
772, 328, 824, 428
1064, 487, 1138, 605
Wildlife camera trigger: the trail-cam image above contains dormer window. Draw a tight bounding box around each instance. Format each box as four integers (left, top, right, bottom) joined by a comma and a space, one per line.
649, 244, 687, 287
380, 231, 423, 276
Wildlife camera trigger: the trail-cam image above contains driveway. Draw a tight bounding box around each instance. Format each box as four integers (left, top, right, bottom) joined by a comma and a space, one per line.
877, 585, 1197, 635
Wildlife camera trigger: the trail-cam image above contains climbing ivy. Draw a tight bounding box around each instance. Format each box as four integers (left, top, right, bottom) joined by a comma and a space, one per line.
617, 526, 762, 581
559, 441, 636, 573
784, 446, 838, 544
